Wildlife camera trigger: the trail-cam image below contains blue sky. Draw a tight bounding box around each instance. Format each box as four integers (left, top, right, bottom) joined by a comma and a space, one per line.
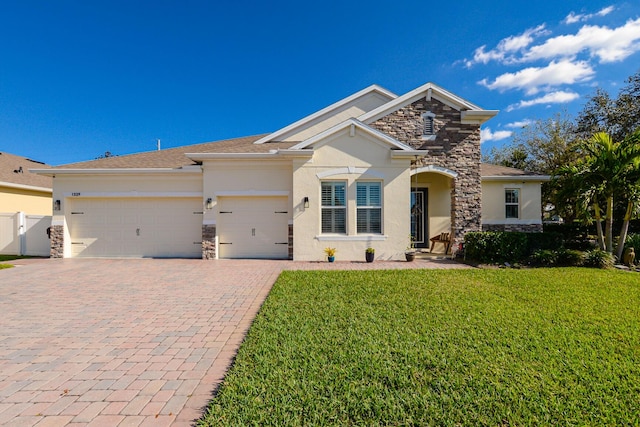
2, 1, 639, 166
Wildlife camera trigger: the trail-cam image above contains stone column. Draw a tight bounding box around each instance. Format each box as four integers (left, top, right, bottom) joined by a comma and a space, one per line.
50, 225, 64, 258
202, 224, 216, 260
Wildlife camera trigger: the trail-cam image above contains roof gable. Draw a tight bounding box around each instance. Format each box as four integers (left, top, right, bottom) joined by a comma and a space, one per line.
290, 118, 415, 152
358, 82, 498, 125
253, 85, 397, 144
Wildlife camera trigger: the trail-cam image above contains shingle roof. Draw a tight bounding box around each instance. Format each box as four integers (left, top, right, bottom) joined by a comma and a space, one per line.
481, 163, 543, 177
0, 152, 52, 189
53, 135, 298, 169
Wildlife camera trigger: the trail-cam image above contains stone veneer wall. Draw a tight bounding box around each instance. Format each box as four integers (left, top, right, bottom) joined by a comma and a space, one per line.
202, 225, 216, 260
370, 97, 482, 250
50, 225, 64, 258
288, 224, 293, 260
482, 224, 543, 233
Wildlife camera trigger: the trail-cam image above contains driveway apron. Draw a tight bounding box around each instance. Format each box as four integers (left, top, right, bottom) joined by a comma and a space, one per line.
0, 257, 469, 426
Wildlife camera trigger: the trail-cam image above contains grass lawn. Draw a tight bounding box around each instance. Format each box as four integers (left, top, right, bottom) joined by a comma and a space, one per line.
199, 268, 639, 426
0, 254, 31, 269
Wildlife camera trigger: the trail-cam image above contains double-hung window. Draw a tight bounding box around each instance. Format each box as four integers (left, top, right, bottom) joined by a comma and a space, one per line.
505, 188, 520, 219
356, 182, 382, 234
321, 181, 346, 233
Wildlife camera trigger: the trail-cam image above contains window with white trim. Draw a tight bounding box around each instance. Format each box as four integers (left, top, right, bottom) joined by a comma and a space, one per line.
321, 181, 346, 233
505, 188, 520, 219
356, 182, 382, 234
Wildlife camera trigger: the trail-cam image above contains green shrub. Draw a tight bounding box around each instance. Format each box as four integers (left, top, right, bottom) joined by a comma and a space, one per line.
584, 249, 615, 269
465, 231, 565, 264
555, 249, 585, 267
529, 249, 558, 267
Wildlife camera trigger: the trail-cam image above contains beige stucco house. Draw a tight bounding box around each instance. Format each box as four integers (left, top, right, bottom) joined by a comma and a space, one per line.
1, 152, 52, 215
33, 82, 548, 261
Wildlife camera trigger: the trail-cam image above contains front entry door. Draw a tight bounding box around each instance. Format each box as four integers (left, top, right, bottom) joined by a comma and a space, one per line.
410, 188, 428, 248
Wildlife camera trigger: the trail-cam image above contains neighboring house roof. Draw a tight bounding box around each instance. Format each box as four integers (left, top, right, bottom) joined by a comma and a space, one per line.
0, 151, 52, 191
41, 135, 297, 172
481, 163, 550, 181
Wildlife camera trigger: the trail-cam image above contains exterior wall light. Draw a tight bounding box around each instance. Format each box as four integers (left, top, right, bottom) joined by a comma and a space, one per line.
205, 198, 213, 210
303, 197, 309, 209
53, 200, 61, 211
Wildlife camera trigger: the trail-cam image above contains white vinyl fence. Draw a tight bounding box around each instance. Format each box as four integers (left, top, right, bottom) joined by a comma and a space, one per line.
0, 212, 51, 256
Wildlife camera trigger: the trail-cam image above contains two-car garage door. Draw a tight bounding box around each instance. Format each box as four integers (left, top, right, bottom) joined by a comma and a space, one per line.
68, 198, 203, 258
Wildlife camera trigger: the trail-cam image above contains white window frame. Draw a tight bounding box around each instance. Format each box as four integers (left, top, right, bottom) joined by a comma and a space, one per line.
505, 188, 520, 219
356, 181, 382, 234
321, 181, 347, 234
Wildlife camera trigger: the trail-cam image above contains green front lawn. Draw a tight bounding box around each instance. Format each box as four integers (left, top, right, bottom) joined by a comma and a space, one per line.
199, 269, 639, 426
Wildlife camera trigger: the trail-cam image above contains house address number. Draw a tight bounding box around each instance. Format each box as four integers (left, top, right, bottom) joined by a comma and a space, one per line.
72, 192, 81, 196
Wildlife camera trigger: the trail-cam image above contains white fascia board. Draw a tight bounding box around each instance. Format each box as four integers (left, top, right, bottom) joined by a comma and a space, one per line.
187, 152, 279, 160
461, 110, 499, 124
291, 118, 414, 151
275, 149, 314, 158
0, 181, 52, 193
359, 82, 496, 125
391, 150, 429, 158
252, 84, 397, 144
482, 175, 550, 182
30, 168, 199, 175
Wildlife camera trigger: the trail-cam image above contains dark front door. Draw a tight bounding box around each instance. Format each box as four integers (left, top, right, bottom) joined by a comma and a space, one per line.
410, 188, 428, 248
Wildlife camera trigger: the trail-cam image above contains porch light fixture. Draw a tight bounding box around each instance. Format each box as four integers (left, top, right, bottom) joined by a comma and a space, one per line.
303, 197, 309, 209
53, 200, 61, 211
205, 198, 213, 210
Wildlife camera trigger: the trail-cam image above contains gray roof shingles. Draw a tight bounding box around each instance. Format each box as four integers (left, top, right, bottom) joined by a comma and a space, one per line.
0, 152, 52, 189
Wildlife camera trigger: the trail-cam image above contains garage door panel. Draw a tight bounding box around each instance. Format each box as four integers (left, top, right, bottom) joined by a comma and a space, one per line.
217, 196, 289, 259
68, 198, 202, 258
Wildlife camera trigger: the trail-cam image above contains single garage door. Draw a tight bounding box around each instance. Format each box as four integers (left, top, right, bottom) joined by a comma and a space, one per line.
217, 196, 289, 259
68, 198, 203, 258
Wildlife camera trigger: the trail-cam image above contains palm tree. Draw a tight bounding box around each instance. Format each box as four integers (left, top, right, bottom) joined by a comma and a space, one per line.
557, 130, 640, 255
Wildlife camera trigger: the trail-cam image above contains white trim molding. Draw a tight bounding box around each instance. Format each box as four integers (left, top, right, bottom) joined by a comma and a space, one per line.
214, 190, 290, 198
63, 191, 202, 198
0, 181, 52, 193
483, 219, 543, 225
411, 165, 458, 178
315, 235, 388, 241
482, 175, 550, 182
316, 167, 385, 179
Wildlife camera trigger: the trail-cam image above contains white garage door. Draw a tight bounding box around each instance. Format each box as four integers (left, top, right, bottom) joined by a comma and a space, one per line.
68, 198, 202, 258
217, 196, 289, 259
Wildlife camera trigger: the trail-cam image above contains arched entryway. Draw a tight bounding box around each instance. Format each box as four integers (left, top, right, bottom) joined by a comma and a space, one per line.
410, 166, 457, 252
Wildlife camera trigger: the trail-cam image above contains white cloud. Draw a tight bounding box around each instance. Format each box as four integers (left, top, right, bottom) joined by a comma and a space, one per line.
465, 25, 548, 66
506, 91, 580, 111
524, 18, 640, 63
480, 127, 512, 143
563, 6, 615, 24
505, 119, 532, 128
480, 59, 594, 94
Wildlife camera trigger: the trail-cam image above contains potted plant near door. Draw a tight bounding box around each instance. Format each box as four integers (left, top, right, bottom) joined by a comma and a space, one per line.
365, 247, 375, 263
405, 235, 416, 262
324, 247, 336, 262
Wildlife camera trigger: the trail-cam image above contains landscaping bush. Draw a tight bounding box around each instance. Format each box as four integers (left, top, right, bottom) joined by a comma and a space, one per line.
544, 223, 595, 250
529, 249, 557, 267
584, 249, 615, 269
555, 248, 585, 267
465, 231, 564, 264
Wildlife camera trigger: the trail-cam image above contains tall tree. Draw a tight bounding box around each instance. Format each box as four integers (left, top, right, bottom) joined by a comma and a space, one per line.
557, 130, 640, 254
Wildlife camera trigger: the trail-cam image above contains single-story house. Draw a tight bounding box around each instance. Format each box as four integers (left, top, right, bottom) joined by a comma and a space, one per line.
1, 152, 52, 256
1, 151, 52, 215
33, 82, 549, 261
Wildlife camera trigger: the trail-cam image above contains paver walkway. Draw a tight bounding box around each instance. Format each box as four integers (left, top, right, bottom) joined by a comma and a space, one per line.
0, 257, 469, 426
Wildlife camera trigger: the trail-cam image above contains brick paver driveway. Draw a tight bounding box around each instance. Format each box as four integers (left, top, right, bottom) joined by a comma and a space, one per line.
0, 257, 468, 426
0, 259, 285, 427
